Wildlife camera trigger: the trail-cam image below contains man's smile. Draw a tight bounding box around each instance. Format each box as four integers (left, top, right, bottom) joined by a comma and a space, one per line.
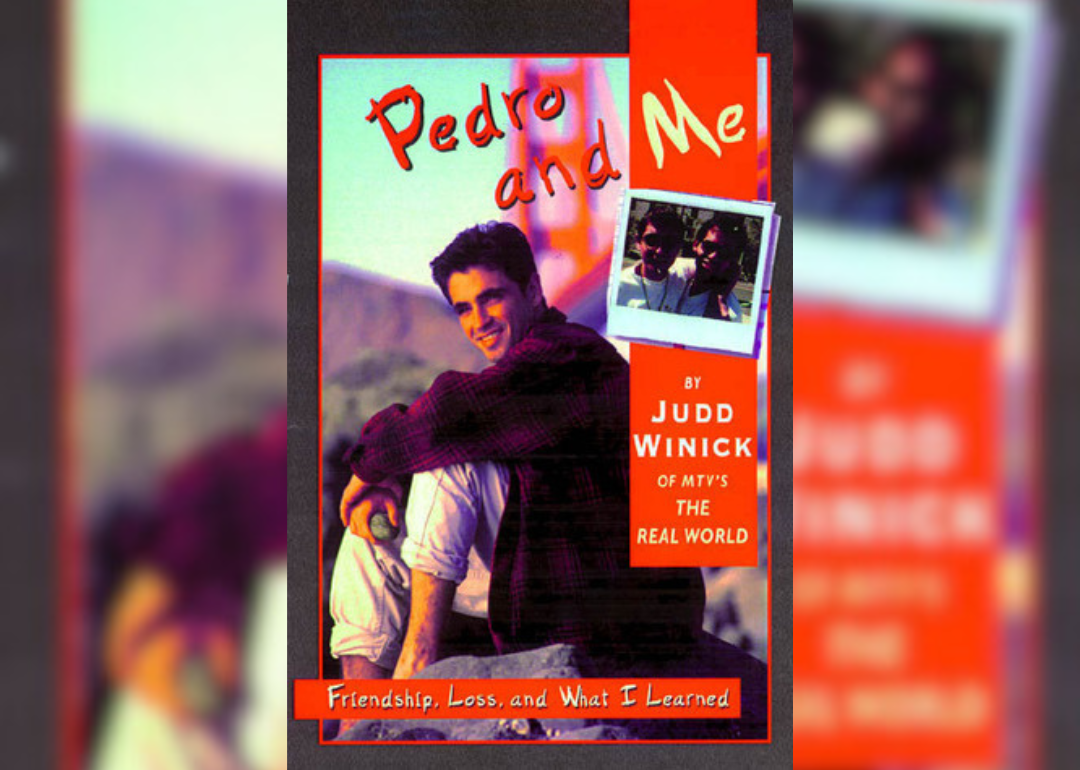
474, 326, 503, 348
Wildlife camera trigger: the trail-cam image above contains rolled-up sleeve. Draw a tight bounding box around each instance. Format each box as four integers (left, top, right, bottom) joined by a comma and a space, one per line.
400, 465, 479, 584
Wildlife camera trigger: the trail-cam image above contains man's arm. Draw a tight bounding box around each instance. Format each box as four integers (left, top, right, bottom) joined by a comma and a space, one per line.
392, 570, 457, 679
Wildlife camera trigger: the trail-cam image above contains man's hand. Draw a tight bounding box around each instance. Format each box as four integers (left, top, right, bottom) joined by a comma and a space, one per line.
339, 474, 404, 543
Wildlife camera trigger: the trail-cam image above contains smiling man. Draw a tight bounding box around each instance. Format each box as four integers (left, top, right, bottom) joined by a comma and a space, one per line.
673, 215, 746, 322
328, 221, 706, 697
441, 239, 545, 363
616, 206, 689, 313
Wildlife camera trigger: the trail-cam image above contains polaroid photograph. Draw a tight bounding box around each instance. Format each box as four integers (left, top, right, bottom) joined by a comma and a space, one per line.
606, 190, 779, 357
794, 0, 1050, 321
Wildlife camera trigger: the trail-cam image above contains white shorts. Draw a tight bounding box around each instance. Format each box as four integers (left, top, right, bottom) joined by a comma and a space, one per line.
328, 461, 509, 668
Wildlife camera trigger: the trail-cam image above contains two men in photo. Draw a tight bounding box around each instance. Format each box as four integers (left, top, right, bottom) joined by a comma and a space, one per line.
616, 206, 747, 322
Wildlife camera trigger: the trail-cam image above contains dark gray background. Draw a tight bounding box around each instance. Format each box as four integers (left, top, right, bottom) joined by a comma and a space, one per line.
0, 0, 55, 767
288, 0, 793, 766
0, 0, 1078, 768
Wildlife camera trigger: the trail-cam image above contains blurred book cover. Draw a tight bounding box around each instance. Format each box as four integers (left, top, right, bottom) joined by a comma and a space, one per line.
290, 0, 783, 752
65, 2, 288, 769
792, 0, 1050, 768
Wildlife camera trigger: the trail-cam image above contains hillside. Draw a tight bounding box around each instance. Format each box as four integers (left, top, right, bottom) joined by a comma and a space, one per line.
321, 265, 485, 381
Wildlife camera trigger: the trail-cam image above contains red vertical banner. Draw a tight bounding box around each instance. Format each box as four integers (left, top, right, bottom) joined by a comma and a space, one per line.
793, 309, 1002, 767
628, 0, 761, 569
629, 344, 759, 567
629, 0, 758, 198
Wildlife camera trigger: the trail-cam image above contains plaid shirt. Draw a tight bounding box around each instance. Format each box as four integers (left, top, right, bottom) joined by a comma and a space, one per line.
346, 308, 704, 655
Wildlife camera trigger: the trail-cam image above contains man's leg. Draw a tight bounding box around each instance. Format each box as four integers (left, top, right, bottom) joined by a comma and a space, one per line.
328, 461, 490, 679
329, 531, 412, 738
392, 462, 509, 676
336, 651, 388, 736
392, 569, 457, 679
328, 530, 412, 676
340, 653, 390, 680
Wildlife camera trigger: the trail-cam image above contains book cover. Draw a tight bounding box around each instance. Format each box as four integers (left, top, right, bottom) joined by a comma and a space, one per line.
288, 0, 792, 761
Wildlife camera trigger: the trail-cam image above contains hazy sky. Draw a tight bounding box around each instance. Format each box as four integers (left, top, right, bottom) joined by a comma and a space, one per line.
73, 0, 287, 176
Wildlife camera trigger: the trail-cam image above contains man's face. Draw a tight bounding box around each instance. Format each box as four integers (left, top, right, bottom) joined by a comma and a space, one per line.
862, 41, 936, 146
637, 222, 681, 277
694, 226, 737, 278
448, 266, 538, 363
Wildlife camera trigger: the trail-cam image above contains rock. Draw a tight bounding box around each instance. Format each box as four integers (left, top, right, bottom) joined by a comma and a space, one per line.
556, 725, 636, 741
337, 715, 545, 743
588, 632, 769, 740
412, 643, 588, 681
396, 728, 447, 741
537, 717, 592, 737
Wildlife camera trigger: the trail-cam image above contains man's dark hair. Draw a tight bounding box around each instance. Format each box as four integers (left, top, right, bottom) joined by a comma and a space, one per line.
636, 205, 684, 243
694, 214, 745, 246
430, 221, 539, 303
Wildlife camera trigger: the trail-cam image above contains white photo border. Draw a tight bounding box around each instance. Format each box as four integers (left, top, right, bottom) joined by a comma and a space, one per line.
606, 189, 779, 358
793, 0, 1050, 322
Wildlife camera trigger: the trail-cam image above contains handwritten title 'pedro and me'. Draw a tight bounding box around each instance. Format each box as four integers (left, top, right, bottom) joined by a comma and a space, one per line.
364, 79, 749, 209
